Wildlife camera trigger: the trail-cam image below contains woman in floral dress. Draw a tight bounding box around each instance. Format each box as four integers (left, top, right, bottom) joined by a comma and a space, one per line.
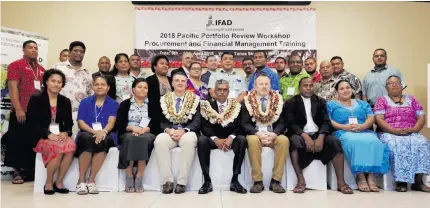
113, 53, 134, 103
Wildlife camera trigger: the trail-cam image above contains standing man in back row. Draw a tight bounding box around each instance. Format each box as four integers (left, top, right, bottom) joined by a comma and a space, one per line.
248, 51, 280, 91
363, 48, 406, 107
200, 55, 219, 85
129, 54, 145, 79
330, 56, 363, 99
170, 52, 194, 78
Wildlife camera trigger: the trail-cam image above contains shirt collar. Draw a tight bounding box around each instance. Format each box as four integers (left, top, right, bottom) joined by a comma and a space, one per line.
131, 97, 148, 104
320, 76, 335, 84
173, 93, 185, 101
217, 100, 227, 106
220, 69, 236, 75
257, 94, 270, 101
372, 65, 387, 72
301, 95, 311, 101
65, 60, 88, 72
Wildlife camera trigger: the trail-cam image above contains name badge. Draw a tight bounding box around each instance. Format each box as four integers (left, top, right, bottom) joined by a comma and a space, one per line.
34, 81, 41, 90
348, 117, 358, 125
139, 117, 151, 128
287, 87, 295, 96
257, 125, 272, 132
123, 94, 131, 100
49, 123, 60, 135
92, 122, 103, 131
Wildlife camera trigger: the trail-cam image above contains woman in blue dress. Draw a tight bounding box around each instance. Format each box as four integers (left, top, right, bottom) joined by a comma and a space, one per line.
327, 80, 389, 192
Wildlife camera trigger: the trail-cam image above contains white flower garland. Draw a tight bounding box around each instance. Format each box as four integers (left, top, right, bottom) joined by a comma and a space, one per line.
160, 91, 200, 124
200, 99, 241, 127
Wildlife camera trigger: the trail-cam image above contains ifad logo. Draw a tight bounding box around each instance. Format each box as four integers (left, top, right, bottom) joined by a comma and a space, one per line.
206, 15, 233, 27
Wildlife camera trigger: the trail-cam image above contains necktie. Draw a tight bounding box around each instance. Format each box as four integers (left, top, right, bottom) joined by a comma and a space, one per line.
219, 104, 225, 113
175, 98, 181, 113
261, 97, 267, 112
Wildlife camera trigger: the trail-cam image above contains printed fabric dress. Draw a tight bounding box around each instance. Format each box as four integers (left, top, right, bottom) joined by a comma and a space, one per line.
374, 95, 430, 183
186, 79, 209, 100
327, 99, 390, 174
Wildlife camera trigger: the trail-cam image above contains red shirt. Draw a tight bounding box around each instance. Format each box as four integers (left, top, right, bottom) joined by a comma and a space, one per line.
7, 57, 45, 112
312, 71, 322, 84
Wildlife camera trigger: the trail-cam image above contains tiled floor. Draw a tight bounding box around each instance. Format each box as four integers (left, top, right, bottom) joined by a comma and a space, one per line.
1, 181, 429, 208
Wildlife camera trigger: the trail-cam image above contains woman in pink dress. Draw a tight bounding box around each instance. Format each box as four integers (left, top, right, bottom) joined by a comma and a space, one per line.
31, 69, 76, 195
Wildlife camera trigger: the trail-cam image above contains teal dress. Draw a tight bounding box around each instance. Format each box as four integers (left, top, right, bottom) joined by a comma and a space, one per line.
327, 99, 389, 174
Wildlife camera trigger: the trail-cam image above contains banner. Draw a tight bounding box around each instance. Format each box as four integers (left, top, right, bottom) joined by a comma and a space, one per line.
1, 27, 49, 178
135, 7, 316, 68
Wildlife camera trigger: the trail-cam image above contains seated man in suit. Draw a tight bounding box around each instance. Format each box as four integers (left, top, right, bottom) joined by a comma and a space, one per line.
242, 73, 289, 193
285, 77, 353, 194
198, 79, 247, 194
154, 72, 201, 194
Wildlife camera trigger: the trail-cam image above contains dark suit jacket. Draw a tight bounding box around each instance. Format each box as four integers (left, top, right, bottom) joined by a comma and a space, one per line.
26, 92, 73, 142
92, 71, 117, 100
160, 105, 201, 134
170, 67, 188, 78
115, 98, 155, 145
284, 94, 331, 136
240, 103, 286, 135
201, 100, 243, 138
146, 74, 172, 134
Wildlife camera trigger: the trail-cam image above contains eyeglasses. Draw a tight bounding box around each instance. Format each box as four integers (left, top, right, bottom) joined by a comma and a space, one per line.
387, 81, 401, 86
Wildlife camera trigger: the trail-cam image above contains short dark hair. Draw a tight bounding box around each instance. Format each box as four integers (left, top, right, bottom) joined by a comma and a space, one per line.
151, 54, 169, 73
172, 72, 187, 79
190, 62, 202, 69
254, 50, 267, 58
242, 57, 254, 64
23, 40, 37, 49
129, 54, 140, 59
43, 69, 66, 90
93, 75, 110, 86
330, 56, 343, 62
205, 55, 216, 63
275, 57, 286, 63
60, 49, 69, 55
221, 52, 234, 60
334, 79, 351, 91
299, 77, 313, 87
112, 53, 129, 76
288, 55, 303, 65
132, 77, 147, 88
305, 57, 316, 62
69, 41, 86, 52
374, 48, 387, 56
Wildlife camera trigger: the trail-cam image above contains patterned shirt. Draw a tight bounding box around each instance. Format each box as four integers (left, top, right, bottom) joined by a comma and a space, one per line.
53, 61, 93, 112
208, 69, 247, 99
280, 71, 311, 100
127, 97, 149, 127
131, 69, 146, 79
115, 75, 134, 103
313, 76, 337, 101
7, 57, 45, 112
248, 66, 280, 91
333, 70, 363, 97
311, 71, 322, 84
363, 65, 406, 106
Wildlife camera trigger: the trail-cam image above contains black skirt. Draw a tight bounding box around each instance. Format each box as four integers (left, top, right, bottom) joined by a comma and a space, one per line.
74, 132, 115, 157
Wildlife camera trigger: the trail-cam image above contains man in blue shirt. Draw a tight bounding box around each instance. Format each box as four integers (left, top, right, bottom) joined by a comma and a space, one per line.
248, 51, 280, 91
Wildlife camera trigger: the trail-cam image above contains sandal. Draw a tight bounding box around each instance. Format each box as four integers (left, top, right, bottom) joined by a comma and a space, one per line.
411, 183, 430, 193
337, 184, 354, 194
357, 180, 370, 192
134, 176, 144, 193
395, 182, 408, 192
76, 183, 88, 195
125, 176, 135, 193
293, 183, 306, 194
87, 182, 99, 194
368, 182, 380, 192
12, 171, 24, 184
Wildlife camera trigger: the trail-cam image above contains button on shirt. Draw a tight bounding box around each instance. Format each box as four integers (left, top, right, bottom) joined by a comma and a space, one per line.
363, 65, 406, 106
248, 67, 280, 91
208, 69, 247, 99
313, 76, 337, 101
127, 98, 149, 127
301, 96, 319, 134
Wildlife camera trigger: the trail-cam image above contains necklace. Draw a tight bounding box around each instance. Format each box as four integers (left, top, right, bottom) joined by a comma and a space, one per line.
389, 95, 403, 105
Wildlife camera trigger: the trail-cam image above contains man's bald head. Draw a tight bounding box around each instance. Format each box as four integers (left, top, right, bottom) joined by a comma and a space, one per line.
98, 56, 111, 73
319, 60, 333, 79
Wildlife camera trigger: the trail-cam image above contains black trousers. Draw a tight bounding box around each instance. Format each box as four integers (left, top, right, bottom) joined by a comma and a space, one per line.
197, 135, 247, 177
289, 134, 343, 169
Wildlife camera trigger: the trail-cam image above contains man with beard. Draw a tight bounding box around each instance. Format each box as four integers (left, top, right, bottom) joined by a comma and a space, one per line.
170, 52, 194, 78
92, 56, 116, 99
129, 54, 145, 79
242, 58, 255, 87
313, 60, 337, 101
304, 57, 322, 83
285, 77, 353, 194
331, 56, 363, 99
201, 55, 218, 85
363, 48, 406, 107
247, 51, 280, 91
275, 57, 287, 79
280, 55, 311, 100
4, 40, 46, 184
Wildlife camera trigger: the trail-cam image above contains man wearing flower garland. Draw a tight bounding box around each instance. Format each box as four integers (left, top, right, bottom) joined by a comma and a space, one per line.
197, 79, 247, 194
285, 77, 353, 194
241, 73, 289, 193
154, 72, 201, 194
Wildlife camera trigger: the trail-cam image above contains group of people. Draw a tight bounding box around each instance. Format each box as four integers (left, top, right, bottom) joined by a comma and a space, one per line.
2, 40, 429, 197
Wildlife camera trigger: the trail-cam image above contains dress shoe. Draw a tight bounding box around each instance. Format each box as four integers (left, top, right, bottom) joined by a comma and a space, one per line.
53, 183, 70, 194
162, 182, 174, 194
250, 182, 264, 193
269, 181, 286, 193
44, 185, 55, 195
198, 181, 213, 194
230, 181, 247, 194
175, 184, 186, 194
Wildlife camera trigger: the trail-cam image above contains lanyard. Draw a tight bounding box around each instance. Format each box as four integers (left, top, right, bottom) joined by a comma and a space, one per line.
94, 103, 104, 123
27, 61, 39, 80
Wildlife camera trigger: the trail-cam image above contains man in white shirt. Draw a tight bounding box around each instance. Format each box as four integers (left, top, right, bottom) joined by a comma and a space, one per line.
129, 54, 146, 79
170, 52, 194, 78
284, 77, 353, 194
